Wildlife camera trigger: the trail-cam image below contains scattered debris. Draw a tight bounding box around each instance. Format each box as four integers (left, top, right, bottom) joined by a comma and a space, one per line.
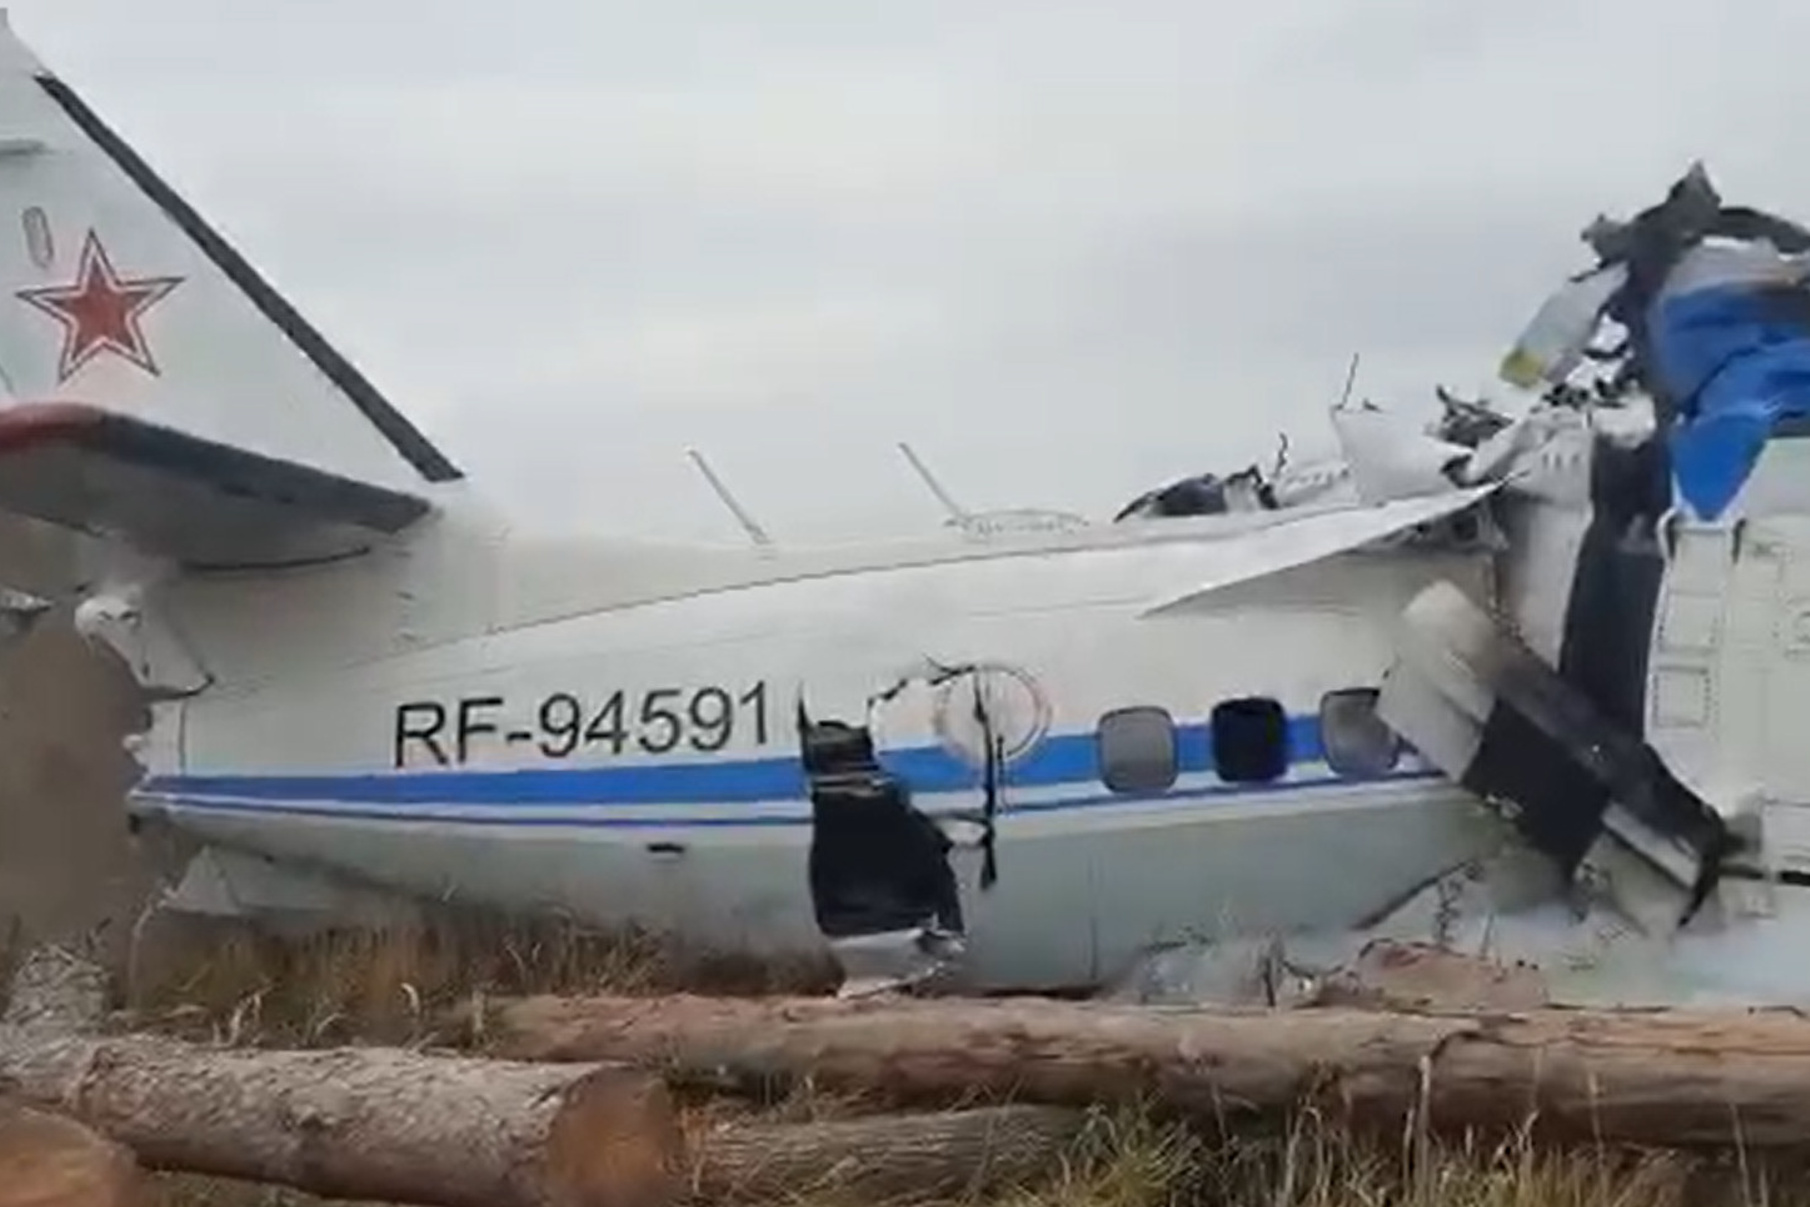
1308, 939, 1550, 1012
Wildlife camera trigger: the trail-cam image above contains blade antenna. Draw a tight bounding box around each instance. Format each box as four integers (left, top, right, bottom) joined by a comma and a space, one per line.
1335, 351, 1362, 410
686, 448, 773, 547
897, 441, 971, 524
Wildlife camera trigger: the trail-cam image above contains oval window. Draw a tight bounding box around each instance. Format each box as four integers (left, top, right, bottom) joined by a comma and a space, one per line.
1097, 706, 1178, 795
1319, 687, 1401, 778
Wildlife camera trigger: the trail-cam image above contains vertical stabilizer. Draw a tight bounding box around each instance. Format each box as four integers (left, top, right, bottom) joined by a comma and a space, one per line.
0, 17, 454, 563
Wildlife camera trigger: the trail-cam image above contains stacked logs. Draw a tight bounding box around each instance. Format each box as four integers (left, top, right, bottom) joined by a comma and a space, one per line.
9, 941, 1810, 1207
0, 1024, 1088, 1207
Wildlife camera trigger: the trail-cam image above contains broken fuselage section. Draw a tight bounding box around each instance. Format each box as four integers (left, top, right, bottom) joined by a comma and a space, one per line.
1119, 388, 1810, 1008
796, 349, 1810, 1004
796, 662, 1016, 994
1132, 169, 1810, 1009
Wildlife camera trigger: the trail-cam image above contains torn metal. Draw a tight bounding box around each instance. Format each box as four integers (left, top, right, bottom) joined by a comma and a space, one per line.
1113, 164, 1810, 1013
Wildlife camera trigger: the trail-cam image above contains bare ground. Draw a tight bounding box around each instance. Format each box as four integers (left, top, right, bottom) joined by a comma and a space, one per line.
0, 512, 163, 979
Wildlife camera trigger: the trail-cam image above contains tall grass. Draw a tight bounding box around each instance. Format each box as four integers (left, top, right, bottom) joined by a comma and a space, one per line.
117, 904, 837, 1049
152, 1104, 1810, 1207
1023, 1105, 1795, 1207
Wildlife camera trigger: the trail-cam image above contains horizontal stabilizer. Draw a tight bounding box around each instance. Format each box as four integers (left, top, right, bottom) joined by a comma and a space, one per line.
0, 402, 432, 567
1138, 485, 1500, 616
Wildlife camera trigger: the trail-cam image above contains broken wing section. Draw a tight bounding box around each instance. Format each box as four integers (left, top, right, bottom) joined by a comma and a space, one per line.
1138, 484, 1501, 616
1377, 579, 1741, 933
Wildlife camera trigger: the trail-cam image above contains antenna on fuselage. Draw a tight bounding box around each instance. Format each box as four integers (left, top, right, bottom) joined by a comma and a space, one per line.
685, 448, 774, 547
1335, 351, 1362, 410
897, 441, 971, 525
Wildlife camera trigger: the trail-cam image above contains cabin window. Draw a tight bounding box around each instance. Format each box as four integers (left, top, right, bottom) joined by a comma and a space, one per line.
1211, 696, 1288, 783
1319, 687, 1401, 778
1097, 706, 1178, 795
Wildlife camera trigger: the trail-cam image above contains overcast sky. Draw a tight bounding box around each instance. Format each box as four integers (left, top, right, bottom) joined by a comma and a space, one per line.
10, 0, 1810, 543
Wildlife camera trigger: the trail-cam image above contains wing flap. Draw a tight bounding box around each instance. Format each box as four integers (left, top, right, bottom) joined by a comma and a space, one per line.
1138, 485, 1501, 616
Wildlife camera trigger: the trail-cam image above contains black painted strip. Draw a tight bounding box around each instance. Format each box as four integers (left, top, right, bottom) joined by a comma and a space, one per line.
1464, 702, 1612, 877
33, 73, 464, 484
1559, 434, 1669, 735
1461, 432, 1683, 878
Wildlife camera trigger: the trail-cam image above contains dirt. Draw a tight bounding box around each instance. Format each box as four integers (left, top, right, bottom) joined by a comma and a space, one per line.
0, 515, 164, 980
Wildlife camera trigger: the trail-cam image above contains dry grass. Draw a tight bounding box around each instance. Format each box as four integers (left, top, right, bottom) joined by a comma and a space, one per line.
115, 904, 838, 1049
93, 911, 1810, 1207
1012, 1107, 1810, 1207
147, 1104, 1810, 1207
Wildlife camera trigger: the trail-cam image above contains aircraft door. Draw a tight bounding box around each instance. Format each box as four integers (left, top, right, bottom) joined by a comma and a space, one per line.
799, 713, 963, 937
871, 661, 1051, 890
1644, 519, 1740, 802
797, 696, 965, 991
795, 660, 1045, 990
795, 657, 1059, 990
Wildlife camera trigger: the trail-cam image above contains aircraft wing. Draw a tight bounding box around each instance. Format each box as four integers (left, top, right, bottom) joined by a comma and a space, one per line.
1137, 483, 1501, 617
0, 402, 433, 568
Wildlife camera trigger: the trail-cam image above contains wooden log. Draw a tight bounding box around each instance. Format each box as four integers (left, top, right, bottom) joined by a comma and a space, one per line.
0, 1026, 682, 1207
689, 1105, 1087, 1203
0, 1100, 143, 1207
467, 992, 1810, 1151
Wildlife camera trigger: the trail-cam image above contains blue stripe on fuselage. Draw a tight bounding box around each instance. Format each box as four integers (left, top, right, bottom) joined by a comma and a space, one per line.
144, 714, 1339, 807
137, 769, 1448, 829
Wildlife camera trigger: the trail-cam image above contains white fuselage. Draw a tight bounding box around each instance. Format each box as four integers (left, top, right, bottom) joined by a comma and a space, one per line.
21, 5, 1810, 1009
126, 499, 1506, 990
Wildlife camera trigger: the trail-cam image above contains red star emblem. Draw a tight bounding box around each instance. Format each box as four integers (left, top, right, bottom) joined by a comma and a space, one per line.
15, 229, 183, 384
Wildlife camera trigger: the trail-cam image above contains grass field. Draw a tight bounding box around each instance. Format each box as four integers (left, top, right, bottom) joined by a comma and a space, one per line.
38, 911, 1810, 1207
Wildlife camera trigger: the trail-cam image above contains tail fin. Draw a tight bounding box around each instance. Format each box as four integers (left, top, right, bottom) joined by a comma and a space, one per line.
0, 14, 458, 567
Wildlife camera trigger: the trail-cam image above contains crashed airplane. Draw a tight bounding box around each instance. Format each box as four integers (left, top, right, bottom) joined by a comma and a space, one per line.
1133, 164, 1810, 1010
0, 14, 1805, 1004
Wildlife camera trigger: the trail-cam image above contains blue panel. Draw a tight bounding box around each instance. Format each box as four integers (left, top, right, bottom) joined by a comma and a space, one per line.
1651, 282, 1810, 519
